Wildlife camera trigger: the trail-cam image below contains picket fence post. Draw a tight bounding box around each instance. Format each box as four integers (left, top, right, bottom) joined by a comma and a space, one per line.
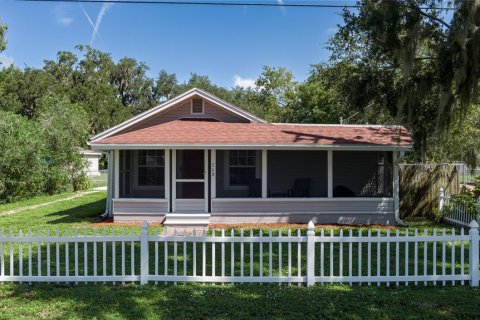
469, 220, 479, 287
306, 220, 315, 286
140, 220, 149, 285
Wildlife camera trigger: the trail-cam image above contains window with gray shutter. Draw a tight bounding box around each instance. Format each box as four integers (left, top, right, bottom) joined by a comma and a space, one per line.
192, 98, 204, 114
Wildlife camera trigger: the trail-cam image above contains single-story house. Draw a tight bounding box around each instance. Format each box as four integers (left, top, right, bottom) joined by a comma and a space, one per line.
80, 149, 103, 176
88, 88, 413, 226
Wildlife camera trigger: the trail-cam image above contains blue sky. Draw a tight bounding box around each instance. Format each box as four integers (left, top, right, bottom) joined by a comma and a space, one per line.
0, 1, 350, 88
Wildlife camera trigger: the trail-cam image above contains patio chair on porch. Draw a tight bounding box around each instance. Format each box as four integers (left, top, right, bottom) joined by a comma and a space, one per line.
288, 178, 310, 197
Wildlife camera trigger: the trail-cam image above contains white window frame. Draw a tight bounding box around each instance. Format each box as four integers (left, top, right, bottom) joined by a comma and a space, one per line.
191, 98, 204, 114
134, 150, 166, 190
223, 150, 260, 190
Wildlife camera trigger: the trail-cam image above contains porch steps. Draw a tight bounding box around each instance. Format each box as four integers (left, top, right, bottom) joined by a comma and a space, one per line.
163, 213, 211, 227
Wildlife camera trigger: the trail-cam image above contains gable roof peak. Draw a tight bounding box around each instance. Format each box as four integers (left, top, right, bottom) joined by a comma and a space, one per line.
89, 88, 266, 143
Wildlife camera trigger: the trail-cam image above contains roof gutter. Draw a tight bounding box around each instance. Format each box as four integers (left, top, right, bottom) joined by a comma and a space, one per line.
88, 142, 413, 152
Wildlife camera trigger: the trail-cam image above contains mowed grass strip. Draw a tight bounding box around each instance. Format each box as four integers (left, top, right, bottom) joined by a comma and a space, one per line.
0, 283, 479, 320
0, 191, 88, 213
0, 191, 107, 231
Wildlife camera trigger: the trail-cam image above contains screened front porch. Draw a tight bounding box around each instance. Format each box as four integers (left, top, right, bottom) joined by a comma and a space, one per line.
111, 148, 398, 224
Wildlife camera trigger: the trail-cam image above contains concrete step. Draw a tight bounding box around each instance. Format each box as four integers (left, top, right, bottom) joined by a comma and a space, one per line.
163, 213, 211, 226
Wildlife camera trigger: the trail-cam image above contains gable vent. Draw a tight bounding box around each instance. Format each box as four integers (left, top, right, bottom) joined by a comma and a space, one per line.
192, 98, 204, 114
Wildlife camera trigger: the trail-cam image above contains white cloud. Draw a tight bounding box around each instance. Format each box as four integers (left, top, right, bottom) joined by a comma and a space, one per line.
58, 17, 73, 26
53, 4, 74, 27
90, 3, 114, 46
233, 75, 256, 89
0, 55, 14, 67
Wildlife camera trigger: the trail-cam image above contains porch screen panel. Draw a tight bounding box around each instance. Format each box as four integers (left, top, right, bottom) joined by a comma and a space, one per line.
215, 150, 262, 198
267, 150, 328, 197
119, 150, 132, 198
119, 150, 165, 198
176, 182, 204, 199
332, 151, 393, 197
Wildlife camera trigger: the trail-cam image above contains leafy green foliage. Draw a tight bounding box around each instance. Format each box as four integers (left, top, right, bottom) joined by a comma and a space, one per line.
0, 95, 90, 202
444, 185, 480, 217
0, 20, 6, 54
0, 111, 46, 203
328, 0, 480, 164
37, 95, 90, 193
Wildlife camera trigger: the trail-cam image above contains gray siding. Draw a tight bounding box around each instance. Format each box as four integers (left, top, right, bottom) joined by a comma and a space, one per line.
211, 198, 393, 214
175, 199, 205, 213
125, 98, 249, 133
209, 212, 396, 225
113, 199, 168, 214
267, 150, 327, 197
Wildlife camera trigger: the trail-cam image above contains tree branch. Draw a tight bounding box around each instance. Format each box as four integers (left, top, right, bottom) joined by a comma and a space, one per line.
407, 5, 451, 30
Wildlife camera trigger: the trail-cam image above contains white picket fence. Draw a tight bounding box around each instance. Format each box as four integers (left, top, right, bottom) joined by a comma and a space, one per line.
0, 221, 479, 287
439, 188, 480, 227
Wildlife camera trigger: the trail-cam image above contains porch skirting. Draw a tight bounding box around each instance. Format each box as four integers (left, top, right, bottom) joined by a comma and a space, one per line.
210, 198, 396, 225
208, 212, 397, 225
111, 198, 396, 225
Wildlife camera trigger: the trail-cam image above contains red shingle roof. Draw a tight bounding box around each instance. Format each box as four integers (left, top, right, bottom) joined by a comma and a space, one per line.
92, 120, 413, 147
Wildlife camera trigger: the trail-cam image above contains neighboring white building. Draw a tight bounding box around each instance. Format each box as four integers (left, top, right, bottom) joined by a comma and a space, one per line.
80, 149, 103, 176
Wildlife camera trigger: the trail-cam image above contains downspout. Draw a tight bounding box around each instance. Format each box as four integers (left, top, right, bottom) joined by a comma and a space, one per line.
97, 150, 113, 220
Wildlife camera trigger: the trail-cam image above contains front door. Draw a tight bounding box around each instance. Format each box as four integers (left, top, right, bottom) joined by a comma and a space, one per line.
173, 150, 208, 212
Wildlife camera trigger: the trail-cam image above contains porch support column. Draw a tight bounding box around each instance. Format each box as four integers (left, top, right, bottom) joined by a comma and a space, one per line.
114, 149, 120, 199
211, 149, 216, 199
172, 150, 176, 213
327, 150, 333, 198
204, 149, 209, 212
106, 150, 113, 217
393, 151, 403, 224
262, 149, 267, 198
165, 149, 171, 212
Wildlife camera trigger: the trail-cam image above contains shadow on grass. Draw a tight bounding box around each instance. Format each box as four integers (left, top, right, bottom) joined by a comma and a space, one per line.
44, 199, 106, 225
2, 283, 480, 319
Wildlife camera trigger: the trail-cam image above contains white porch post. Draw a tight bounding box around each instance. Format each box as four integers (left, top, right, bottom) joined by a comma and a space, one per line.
327, 150, 333, 198
172, 149, 176, 213
262, 149, 267, 198
393, 151, 402, 224
114, 149, 120, 199
165, 149, 171, 212
106, 150, 113, 217
211, 149, 216, 200
204, 149, 209, 212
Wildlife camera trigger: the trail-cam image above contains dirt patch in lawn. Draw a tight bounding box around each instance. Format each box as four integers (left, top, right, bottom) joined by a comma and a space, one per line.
88, 219, 398, 229
88, 218, 162, 227
208, 223, 398, 229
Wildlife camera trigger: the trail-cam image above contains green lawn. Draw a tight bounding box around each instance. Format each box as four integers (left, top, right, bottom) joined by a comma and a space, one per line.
0, 191, 107, 231
0, 191, 88, 213
0, 283, 479, 319
0, 192, 477, 319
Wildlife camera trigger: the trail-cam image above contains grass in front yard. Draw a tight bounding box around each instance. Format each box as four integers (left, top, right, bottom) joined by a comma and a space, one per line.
0, 191, 86, 213
0, 191, 107, 231
0, 193, 476, 319
0, 283, 479, 319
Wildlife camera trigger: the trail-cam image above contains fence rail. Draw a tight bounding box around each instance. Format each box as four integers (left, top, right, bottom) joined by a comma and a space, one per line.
439, 188, 480, 227
0, 221, 479, 287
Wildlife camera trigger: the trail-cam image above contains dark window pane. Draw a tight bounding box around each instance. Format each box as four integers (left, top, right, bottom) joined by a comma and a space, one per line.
137, 150, 165, 186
